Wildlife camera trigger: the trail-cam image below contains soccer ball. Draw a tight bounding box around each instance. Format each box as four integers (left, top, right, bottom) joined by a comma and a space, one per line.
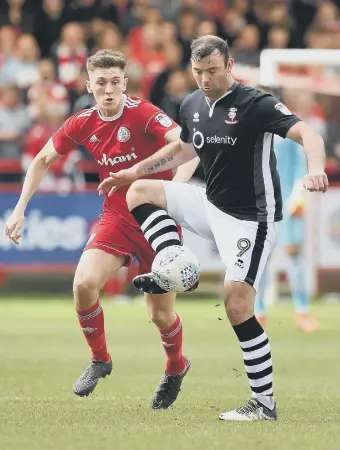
151, 245, 200, 293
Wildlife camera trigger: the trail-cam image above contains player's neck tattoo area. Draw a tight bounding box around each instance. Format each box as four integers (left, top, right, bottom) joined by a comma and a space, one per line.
144, 156, 174, 175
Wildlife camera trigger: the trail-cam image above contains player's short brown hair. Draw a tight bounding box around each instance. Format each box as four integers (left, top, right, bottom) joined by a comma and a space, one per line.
86, 49, 127, 72
191, 35, 229, 65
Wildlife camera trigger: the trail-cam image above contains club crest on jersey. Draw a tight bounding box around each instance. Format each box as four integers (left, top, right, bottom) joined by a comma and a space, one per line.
225, 107, 238, 124
155, 113, 172, 128
117, 126, 131, 142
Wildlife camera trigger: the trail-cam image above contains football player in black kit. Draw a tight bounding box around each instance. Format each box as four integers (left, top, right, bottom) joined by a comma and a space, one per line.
98, 35, 328, 421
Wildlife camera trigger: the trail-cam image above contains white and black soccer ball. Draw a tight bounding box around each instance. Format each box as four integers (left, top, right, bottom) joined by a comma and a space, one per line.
151, 245, 200, 293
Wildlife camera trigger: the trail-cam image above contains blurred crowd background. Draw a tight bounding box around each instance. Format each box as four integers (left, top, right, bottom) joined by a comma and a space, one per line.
1, 0, 340, 191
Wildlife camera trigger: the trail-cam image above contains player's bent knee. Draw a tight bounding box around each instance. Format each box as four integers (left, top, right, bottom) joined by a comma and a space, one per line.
224, 282, 254, 325
146, 292, 176, 329
126, 180, 166, 210
73, 276, 100, 309
149, 309, 173, 329
225, 299, 247, 324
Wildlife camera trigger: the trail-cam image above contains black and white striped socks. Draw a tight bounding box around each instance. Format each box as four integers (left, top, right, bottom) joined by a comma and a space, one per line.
233, 316, 274, 409
131, 204, 181, 253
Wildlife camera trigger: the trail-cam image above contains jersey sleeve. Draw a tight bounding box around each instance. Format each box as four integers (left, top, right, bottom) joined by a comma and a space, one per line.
52, 115, 80, 156
179, 95, 191, 143
142, 101, 179, 139
252, 94, 301, 138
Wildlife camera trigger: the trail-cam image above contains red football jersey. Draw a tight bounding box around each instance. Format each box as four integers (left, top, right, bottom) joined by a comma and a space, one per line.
52, 95, 178, 224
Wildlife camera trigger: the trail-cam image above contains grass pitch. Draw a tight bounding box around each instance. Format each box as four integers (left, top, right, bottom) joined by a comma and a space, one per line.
0, 297, 339, 450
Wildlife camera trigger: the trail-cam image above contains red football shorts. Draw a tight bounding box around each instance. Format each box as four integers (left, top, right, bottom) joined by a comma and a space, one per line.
84, 213, 157, 274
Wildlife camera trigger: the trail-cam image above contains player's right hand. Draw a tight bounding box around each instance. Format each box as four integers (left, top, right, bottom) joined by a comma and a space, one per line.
98, 168, 140, 196
6, 210, 25, 245
303, 172, 329, 193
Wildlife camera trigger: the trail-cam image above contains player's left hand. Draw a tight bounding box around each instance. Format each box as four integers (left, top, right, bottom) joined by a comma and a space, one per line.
303, 172, 329, 193
98, 167, 139, 196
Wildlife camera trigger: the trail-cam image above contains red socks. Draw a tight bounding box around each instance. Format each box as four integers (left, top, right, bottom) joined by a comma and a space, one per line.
159, 314, 186, 376
77, 298, 110, 363
78, 301, 184, 374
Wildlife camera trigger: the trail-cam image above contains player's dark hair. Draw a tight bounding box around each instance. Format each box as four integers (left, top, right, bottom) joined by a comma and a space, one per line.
191, 35, 229, 65
87, 49, 127, 72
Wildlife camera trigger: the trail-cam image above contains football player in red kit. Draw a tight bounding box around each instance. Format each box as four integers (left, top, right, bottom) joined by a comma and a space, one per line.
6, 50, 198, 409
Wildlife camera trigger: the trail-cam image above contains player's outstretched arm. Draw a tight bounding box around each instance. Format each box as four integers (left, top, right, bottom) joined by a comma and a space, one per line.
287, 121, 329, 193
5, 139, 61, 244
135, 129, 197, 176
172, 156, 200, 183
98, 139, 197, 196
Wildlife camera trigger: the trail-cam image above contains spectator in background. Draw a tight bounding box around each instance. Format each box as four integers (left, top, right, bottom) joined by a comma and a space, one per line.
68, 66, 94, 114
150, 41, 183, 108
313, 0, 340, 31
27, 57, 69, 120
34, 0, 68, 58
128, 22, 166, 97
159, 69, 190, 123
99, 0, 120, 24
245, 2, 299, 49
65, 0, 100, 22
268, 1, 291, 28
0, 84, 31, 158
64, 0, 118, 24
267, 25, 291, 49
244, 2, 271, 48
142, 5, 164, 25
22, 84, 84, 193
199, 0, 225, 20
120, 0, 149, 36
177, 6, 199, 64
162, 20, 178, 43
125, 63, 143, 97
307, 1, 340, 49
291, 0, 318, 44
111, 0, 129, 19
233, 0, 250, 17
305, 26, 334, 48
231, 24, 260, 66
267, 1, 301, 48
0, 25, 18, 60
197, 19, 218, 37
52, 22, 87, 89
0, 0, 35, 34
93, 24, 124, 53
218, 8, 245, 46
87, 18, 108, 49
0, 33, 40, 89
37, 58, 59, 84
149, 0, 177, 21
126, 4, 164, 53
